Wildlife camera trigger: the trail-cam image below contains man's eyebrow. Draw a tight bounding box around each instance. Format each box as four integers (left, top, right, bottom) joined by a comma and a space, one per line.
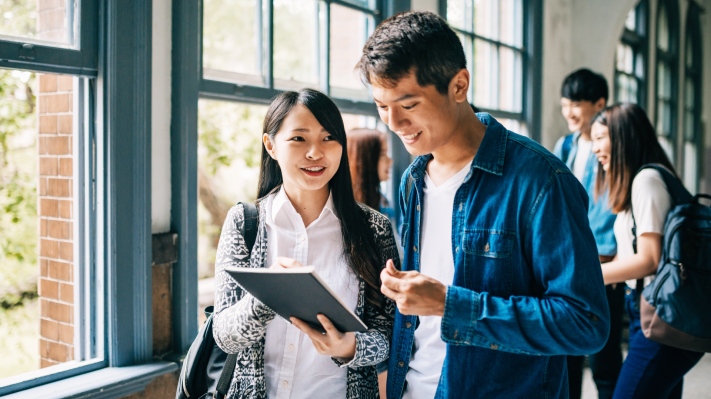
373, 94, 417, 103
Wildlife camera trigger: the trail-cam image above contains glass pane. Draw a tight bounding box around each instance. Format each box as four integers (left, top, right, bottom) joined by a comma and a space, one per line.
499, 0, 522, 47
473, 39, 497, 109
329, 4, 372, 100
342, 114, 378, 133
684, 78, 695, 109
447, 0, 471, 31
656, 99, 672, 137
197, 100, 268, 324
625, 7, 636, 31
635, 52, 645, 79
274, 0, 319, 88
616, 74, 628, 103
628, 77, 638, 104
658, 135, 675, 164
684, 110, 695, 141
685, 34, 694, 68
657, 3, 669, 52
474, 0, 498, 40
498, 47, 522, 112
657, 61, 672, 100
616, 43, 626, 72
203, 0, 261, 84
498, 118, 526, 136
0, 0, 76, 46
683, 142, 697, 194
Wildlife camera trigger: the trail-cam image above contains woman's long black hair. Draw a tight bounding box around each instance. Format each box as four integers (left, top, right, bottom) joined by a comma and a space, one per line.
258, 89, 384, 309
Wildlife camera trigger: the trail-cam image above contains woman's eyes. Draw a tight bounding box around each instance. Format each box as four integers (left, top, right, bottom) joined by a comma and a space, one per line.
288, 136, 305, 141
324, 135, 336, 141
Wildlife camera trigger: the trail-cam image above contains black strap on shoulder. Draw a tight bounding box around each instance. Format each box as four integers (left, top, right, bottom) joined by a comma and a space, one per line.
561, 134, 574, 164
215, 202, 259, 397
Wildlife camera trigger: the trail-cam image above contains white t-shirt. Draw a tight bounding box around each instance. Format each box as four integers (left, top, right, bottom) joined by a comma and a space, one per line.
613, 169, 672, 288
572, 138, 593, 183
263, 189, 359, 399
402, 161, 471, 399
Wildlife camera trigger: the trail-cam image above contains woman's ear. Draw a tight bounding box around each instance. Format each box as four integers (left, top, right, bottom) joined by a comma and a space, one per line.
263, 133, 276, 159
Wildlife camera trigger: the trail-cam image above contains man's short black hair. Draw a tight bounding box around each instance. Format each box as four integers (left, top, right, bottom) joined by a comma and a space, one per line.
561, 69, 609, 103
356, 11, 466, 95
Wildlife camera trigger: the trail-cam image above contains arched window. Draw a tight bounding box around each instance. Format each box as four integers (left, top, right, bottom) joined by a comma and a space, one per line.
682, 6, 702, 193
654, 0, 679, 164
615, 0, 647, 106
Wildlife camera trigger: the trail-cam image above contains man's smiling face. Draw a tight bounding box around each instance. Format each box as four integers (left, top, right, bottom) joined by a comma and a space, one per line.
371, 71, 464, 156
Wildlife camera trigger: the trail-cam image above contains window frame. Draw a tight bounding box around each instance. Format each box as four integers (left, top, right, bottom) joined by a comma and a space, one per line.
682, 3, 702, 193
614, 0, 648, 107
653, 0, 680, 164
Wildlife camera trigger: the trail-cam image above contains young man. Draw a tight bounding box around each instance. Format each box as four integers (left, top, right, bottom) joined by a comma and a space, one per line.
554, 69, 623, 399
356, 12, 610, 398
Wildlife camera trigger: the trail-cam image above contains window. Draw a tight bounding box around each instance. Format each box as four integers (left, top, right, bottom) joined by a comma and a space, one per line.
197, 0, 386, 324
615, 0, 647, 106
682, 7, 702, 194
446, 0, 528, 135
654, 0, 678, 164
0, 0, 102, 394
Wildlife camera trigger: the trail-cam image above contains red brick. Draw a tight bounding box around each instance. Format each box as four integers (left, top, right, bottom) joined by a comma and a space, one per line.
48, 219, 70, 239
39, 75, 57, 93
40, 239, 59, 258
40, 318, 59, 341
58, 115, 72, 134
68, 93, 72, 112
47, 94, 69, 113
39, 217, 47, 237
48, 301, 72, 323
38, 95, 48, 114
57, 75, 73, 91
59, 158, 72, 176
46, 136, 69, 155
39, 177, 48, 196
38, 137, 47, 154
39, 157, 58, 176
59, 241, 73, 262
59, 200, 72, 219
59, 323, 74, 344
59, 282, 73, 303
39, 115, 57, 133
47, 340, 70, 362
48, 178, 70, 197
40, 259, 49, 277
40, 198, 59, 217
39, 278, 59, 299
40, 358, 58, 369
39, 338, 49, 358
49, 260, 71, 281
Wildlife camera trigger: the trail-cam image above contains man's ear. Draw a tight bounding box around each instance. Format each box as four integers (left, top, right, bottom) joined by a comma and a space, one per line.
263, 133, 276, 159
450, 69, 470, 103
594, 98, 606, 112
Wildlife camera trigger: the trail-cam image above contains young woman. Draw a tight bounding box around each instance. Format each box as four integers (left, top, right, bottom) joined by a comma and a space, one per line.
591, 103, 703, 399
211, 89, 398, 399
346, 129, 401, 248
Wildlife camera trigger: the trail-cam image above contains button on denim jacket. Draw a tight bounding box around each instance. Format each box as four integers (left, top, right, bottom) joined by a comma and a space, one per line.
553, 131, 617, 257
385, 114, 610, 399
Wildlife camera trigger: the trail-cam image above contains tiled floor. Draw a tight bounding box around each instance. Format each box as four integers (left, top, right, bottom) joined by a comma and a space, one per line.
582, 353, 711, 399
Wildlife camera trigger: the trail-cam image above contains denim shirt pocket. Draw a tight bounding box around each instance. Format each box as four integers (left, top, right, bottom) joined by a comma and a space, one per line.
462, 229, 515, 296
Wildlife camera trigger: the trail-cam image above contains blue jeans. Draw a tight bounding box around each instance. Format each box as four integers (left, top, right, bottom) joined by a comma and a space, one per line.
612, 290, 704, 399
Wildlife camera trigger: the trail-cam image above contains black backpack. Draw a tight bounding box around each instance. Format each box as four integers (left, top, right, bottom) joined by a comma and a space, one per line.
631, 165, 711, 352
176, 202, 259, 399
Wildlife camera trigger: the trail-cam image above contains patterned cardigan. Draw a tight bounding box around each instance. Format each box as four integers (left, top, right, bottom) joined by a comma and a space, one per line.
212, 197, 399, 399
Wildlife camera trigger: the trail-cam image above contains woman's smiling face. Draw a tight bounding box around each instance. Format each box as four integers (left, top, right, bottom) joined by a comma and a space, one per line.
263, 104, 342, 193
591, 121, 612, 172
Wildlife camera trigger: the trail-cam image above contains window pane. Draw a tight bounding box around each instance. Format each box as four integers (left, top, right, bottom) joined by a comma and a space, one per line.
635, 52, 645, 79
329, 4, 372, 100
474, 0, 498, 40
685, 35, 693, 68
499, 0, 522, 47
683, 142, 697, 194
498, 119, 527, 136
274, 0, 319, 89
658, 135, 675, 164
657, 61, 672, 100
473, 39, 497, 109
616, 74, 628, 103
684, 110, 695, 141
197, 100, 268, 324
447, 0, 471, 31
498, 47, 521, 112
616, 44, 627, 72
0, 0, 76, 46
656, 99, 673, 138
657, 3, 669, 52
624, 8, 636, 31
684, 78, 694, 109
203, 0, 261, 84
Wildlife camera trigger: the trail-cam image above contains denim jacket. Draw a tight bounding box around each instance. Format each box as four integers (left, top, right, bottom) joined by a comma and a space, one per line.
386, 114, 610, 399
553, 132, 617, 256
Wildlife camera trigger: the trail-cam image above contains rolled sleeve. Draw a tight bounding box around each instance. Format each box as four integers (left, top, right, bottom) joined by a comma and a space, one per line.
441, 285, 481, 344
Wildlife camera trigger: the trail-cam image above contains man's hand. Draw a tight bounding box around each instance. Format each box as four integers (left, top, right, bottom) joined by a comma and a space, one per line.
380, 259, 447, 316
291, 314, 356, 361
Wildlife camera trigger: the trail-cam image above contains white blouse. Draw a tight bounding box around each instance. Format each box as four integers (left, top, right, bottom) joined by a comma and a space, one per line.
263, 188, 359, 399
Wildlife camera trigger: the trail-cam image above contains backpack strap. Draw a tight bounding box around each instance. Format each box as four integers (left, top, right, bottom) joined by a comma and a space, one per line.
215, 202, 259, 397
636, 164, 692, 205
561, 134, 574, 164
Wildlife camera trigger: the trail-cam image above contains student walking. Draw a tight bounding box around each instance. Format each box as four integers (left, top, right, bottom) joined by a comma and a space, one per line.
553, 69, 624, 399
211, 89, 398, 399
590, 103, 704, 399
357, 11, 610, 399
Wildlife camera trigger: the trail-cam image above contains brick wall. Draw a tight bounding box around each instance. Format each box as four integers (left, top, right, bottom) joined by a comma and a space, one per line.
37, 73, 75, 368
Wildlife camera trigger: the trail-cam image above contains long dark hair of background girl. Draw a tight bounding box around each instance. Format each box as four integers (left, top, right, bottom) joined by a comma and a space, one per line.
258, 89, 384, 309
347, 129, 383, 210
593, 103, 677, 214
